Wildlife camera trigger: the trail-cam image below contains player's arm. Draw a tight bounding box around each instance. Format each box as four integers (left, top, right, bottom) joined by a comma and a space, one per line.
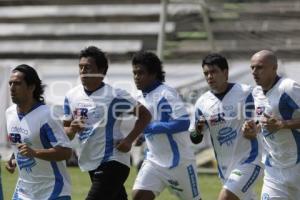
17, 143, 72, 161
242, 120, 260, 139
264, 80, 300, 132
5, 153, 16, 174
144, 115, 190, 136
261, 113, 300, 133
116, 103, 151, 152
62, 96, 85, 140
190, 117, 206, 144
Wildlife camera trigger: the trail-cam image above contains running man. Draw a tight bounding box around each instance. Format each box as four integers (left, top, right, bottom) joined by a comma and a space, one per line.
192, 53, 263, 200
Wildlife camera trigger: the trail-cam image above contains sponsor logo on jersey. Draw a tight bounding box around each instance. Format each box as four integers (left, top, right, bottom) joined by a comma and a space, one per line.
11, 126, 29, 135
217, 127, 237, 146
209, 112, 226, 126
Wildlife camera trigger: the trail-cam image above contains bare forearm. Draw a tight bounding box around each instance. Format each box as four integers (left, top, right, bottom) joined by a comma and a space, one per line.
126, 105, 151, 143
34, 146, 72, 161
281, 119, 300, 129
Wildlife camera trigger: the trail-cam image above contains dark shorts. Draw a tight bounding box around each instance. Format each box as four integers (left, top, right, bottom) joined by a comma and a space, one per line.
86, 161, 130, 200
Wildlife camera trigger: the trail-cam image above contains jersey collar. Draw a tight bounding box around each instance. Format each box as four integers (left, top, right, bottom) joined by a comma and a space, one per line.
17, 102, 44, 120
84, 82, 105, 96
142, 81, 162, 97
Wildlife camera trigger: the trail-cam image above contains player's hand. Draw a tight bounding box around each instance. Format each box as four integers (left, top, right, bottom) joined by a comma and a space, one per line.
17, 143, 36, 158
261, 113, 283, 133
242, 120, 259, 139
116, 138, 132, 153
5, 158, 16, 174
69, 117, 86, 134
134, 135, 145, 146
195, 118, 206, 134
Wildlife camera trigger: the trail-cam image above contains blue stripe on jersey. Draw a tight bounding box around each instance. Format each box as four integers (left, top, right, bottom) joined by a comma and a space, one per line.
265, 154, 272, 167
55, 196, 71, 200
242, 138, 258, 164
187, 165, 199, 198
158, 97, 172, 122
210, 135, 225, 179
245, 93, 255, 119
101, 98, 131, 163
40, 124, 64, 199
168, 134, 180, 168
279, 92, 300, 163
292, 129, 300, 163
242, 165, 261, 193
40, 123, 58, 143
195, 108, 208, 127
157, 97, 180, 168
195, 108, 203, 121
63, 97, 71, 115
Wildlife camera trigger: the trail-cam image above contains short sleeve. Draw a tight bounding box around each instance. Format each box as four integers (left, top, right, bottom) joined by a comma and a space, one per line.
40, 117, 71, 148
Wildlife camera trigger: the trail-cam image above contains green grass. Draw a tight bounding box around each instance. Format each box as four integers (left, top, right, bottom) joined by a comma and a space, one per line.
1, 163, 262, 200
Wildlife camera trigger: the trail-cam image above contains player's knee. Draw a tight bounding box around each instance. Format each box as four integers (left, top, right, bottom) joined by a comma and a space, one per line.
218, 188, 240, 200
132, 190, 155, 200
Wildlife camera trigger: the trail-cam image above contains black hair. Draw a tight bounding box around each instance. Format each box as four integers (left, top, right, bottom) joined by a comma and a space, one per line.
79, 46, 109, 74
13, 64, 45, 103
132, 51, 165, 82
202, 53, 229, 70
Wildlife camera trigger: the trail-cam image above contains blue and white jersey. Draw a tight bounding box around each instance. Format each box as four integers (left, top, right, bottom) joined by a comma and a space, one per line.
64, 84, 137, 171
194, 83, 262, 179
252, 77, 300, 168
6, 103, 71, 200
136, 83, 195, 168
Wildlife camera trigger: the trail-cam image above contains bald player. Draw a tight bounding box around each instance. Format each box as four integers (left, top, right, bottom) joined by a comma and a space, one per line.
243, 50, 300, 200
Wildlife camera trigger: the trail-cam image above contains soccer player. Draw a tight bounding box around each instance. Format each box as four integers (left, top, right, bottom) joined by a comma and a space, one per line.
5, 64, 72, 200
63, 46, 151, 200
131, 51, 201, 200
244, 50, 300, 200
192, 53, 263, 200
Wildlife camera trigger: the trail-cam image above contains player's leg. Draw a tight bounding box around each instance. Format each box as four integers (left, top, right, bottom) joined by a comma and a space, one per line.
261, 164, 300, 200
85, 161, 130, 200
222, 164, 262, 200
218, 188, 240, 200
167, 161, 202, 200
132, 160, 165, 200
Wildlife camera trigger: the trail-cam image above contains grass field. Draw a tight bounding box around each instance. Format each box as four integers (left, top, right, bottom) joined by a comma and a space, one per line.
1, 162, 263, 200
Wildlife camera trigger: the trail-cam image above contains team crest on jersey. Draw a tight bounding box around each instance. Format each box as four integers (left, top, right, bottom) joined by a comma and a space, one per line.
262, 193, 270, 200
8, 133, 22, 144
209, 112, 225, 126
256, 106, 265, 116
74, 107, 89, 119
217, 127, 237, 146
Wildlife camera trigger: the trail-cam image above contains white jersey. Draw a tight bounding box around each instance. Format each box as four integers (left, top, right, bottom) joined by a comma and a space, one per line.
6, 103, 71, 200
136, 83, 195, 168
194, 83, 262, 179
252, 77, 300, 168
64, 84, 137, 171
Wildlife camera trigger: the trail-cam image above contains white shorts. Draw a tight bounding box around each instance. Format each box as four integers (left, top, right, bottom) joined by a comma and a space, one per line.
132, 159, 201, 200
223, 163, 263, 200
261, 164, 300, 200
